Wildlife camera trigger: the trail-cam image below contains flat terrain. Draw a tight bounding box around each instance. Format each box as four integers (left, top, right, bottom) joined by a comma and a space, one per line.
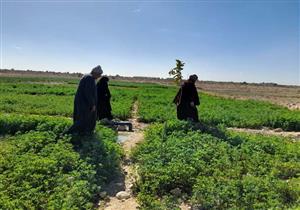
0, 71, 299, 209
198, 82, 300, 110
1, 69, 299, 109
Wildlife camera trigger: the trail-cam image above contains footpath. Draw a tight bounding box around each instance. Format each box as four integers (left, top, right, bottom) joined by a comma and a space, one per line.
99, 101, 148, 210
98, 103, 299, 210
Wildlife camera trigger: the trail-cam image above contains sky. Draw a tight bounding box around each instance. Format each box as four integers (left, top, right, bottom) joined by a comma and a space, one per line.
1, 0, 299, 85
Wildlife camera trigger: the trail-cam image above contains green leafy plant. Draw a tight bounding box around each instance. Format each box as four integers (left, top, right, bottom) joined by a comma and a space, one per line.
132, 120, 300, 209
169, 59, 184, 85
1, 76, 299, 131
0, 115, 122, 209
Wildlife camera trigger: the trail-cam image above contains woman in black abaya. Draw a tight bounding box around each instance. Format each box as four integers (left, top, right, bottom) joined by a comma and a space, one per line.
97, 76, 113, 120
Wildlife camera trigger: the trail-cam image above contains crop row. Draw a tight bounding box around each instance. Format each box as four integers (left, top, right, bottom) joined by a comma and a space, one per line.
0, 76, 299, 131
0, 87, 136, 120
0, 113, 72, 135
0, 77, 159, 96
0, 81, 76, 96
132, 120, 300, 209
0, 75, 79, 84
0, 113, 123, 209
136, 86, 300, 131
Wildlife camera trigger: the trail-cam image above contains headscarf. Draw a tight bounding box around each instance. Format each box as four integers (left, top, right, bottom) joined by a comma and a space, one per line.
188, 74, 198, 83
98, 76, 109, 90
91, 65, 103, 74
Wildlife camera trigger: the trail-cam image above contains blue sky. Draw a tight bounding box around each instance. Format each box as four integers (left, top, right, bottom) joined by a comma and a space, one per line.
1, 1, 299, 85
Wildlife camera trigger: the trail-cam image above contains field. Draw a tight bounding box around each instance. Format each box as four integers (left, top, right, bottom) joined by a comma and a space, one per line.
198, 82, 300, 110
132, 121, 300, 209
0, 74, 299, 209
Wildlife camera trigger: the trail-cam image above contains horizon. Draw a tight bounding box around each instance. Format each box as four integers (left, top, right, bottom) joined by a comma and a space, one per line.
2, 68, 299, 87
1, 1, 299, 85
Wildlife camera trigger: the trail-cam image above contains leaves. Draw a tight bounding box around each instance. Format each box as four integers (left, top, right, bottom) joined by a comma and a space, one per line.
0, 116, 122, 209
132, 120, 300, 209
169, 59, 185, 85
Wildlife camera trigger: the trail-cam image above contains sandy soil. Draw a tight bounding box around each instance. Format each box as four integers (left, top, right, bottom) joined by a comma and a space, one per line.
98, 101, 148, 210
197, 82, 300, 110
100, 101, 193, 210
228, 127, 300, 141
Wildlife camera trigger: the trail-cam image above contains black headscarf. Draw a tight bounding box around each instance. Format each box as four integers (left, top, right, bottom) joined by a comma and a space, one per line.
98, 76, 109, 90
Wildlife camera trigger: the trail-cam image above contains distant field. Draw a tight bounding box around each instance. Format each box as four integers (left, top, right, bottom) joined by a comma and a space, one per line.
1, 69, 299, 110
199, 82, 300, 110
0, 76, 299, 131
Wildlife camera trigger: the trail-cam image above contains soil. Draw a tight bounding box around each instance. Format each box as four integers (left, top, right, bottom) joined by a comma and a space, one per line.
228, 127, 300, 141
98, 101, 148, 210
197, 82, 300, 110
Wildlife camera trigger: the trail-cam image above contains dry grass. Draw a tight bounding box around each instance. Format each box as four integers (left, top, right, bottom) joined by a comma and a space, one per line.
197, 82, 300, 110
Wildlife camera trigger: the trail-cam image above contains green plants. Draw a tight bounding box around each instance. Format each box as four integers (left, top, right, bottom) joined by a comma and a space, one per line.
0, 114, 123, 209
132, 120, 300, 209
169, 59, 184, 85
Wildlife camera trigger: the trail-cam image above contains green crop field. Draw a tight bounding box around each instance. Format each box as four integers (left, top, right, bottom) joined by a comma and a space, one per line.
0, 113, 123, 209
132, 121, 299, 209
0, 76, 299, 209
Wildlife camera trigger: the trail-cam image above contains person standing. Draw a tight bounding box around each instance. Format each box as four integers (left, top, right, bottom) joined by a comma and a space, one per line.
97, 76, 113, 120
173, 74, 200, 122
67, 65, 103, 134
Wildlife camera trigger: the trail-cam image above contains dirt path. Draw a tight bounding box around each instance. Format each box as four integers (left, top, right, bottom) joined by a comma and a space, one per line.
98, 101, 148, 210
228, 127, 300, 141
97, 102, 300, 210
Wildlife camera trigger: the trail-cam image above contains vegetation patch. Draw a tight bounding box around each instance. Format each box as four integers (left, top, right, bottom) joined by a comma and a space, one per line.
1, 77, 299, 131
132, 120, 300, 209
0, 115, 122, 209
137, 85, 300, 131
